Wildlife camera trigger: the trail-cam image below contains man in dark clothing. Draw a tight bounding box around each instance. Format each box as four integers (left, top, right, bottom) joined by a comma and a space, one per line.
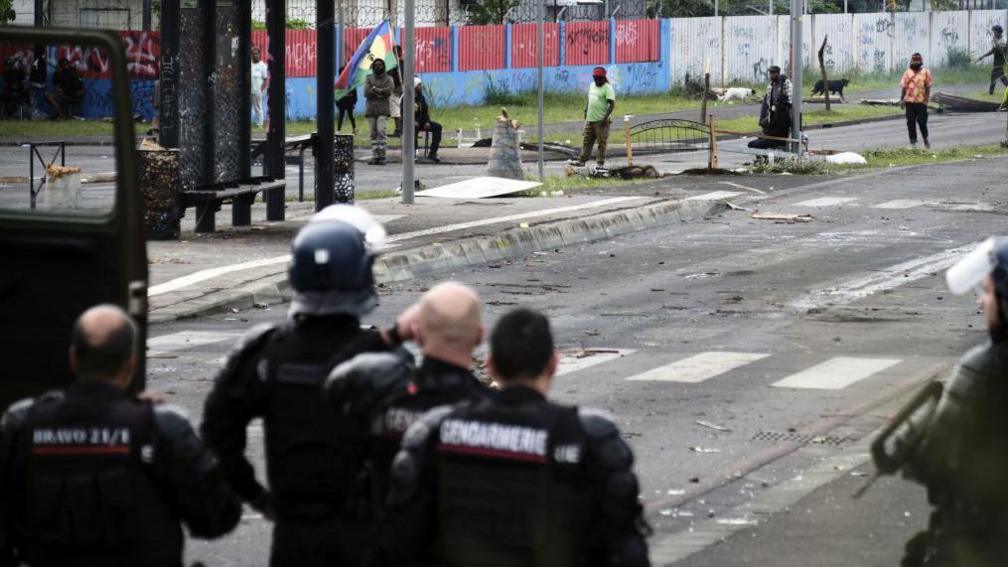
201, 206, 404, 567
748, 65, 792, 150
28, 45, 48, 119
0, 304, 241, 567
326, 281, 492, 562
337, 65, 358, 134
413, 77, 443, 163
1, 58, 27, 118
896, 237, 1008, 567
386, 307, 651, 567
976, 25, 1007, 96
46, 58, 84, 119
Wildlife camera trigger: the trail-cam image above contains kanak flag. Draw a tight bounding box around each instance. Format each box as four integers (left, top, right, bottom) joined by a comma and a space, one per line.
335, 20, 398, 100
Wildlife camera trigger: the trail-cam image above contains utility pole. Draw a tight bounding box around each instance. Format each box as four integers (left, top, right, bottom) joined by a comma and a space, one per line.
336, 2, 345, 67
790, 0, 802, 154
402, 0, 416, 204
537, 0, 545, 180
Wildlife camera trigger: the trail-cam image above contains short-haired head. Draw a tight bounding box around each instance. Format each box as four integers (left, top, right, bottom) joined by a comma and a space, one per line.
488, 308, 554, 383
70, 304, 137, 387
416, 282, 482, 355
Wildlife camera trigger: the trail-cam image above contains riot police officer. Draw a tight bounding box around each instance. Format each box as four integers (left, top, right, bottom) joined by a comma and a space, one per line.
201, 208, 404, 567
386, 307, 651, 566
325, 281, 492, 558
0, 304, 241, 567
900, 237, 1008, 566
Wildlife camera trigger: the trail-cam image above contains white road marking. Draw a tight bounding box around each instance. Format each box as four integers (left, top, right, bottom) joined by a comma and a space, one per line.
718, 181, 766, 194
686, 191, 743, 201
556, 349, 635, 377
626, 351, 770, 383
149, 196, 646, 296
792, 245, 972, 310
147, 330, 242, 354
771, 357, 901, 389
874, 199, 931, 209
792, 196, 857, 207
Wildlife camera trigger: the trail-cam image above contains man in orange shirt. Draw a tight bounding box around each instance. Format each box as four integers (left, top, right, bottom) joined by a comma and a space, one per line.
900, 52, 933, 149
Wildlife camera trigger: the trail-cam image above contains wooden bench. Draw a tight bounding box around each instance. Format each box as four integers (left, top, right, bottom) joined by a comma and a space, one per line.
179, 176, 286, 233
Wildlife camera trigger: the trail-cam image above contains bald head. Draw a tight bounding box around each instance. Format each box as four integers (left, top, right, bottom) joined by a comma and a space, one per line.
416, 282, 482, 355
70, 304, 137, 384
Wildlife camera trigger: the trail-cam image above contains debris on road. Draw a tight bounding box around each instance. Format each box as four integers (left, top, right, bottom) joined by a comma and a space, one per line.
571, 348, 623, 359
751, 212, 814, 223
696, 420, 732, 432
690, 446, 722, 453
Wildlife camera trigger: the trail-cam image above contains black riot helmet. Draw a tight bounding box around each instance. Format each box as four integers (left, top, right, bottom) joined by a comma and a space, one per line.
287, 220, 378, 318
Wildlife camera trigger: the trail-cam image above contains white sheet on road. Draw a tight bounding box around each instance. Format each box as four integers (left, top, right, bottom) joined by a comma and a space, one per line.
414, 176, 541, 199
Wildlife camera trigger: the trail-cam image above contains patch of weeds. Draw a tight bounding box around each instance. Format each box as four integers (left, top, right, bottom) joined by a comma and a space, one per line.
750, 159, 830, 175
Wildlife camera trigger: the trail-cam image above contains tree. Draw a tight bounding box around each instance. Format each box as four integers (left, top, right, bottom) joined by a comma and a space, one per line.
458, 0, 521, 24
0, 0, 15, 24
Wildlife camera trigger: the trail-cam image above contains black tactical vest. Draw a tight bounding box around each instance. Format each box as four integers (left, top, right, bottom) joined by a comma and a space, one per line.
259, 321, 386, 521
435, 392, 596, 567
15, 384, 182, 567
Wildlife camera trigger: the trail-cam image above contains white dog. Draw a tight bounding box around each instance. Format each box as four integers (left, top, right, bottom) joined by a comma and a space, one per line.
718, 87, 756, 102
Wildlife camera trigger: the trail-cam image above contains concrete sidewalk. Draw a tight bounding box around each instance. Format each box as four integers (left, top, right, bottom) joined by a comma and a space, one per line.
147, 182, 734, 322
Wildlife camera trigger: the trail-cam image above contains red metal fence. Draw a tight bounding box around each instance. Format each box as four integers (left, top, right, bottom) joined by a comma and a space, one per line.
615, 19, 659, 63
564, 21, 610, 66
511, 23, 561, 68
458, 25, 507, 71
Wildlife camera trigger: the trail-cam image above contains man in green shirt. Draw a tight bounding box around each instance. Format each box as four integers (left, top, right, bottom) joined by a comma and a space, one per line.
570, 66, 616, 171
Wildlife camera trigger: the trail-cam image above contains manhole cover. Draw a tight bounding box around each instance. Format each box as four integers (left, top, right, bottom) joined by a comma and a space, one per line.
749, 430, 854, 446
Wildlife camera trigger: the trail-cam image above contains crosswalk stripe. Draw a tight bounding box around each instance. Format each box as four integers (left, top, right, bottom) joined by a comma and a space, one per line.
686, 191, 743, 201
771, 357, 901, 390
874, 199, 930, 209
556, 349, 635, 377
626, 351, 770, 383
147, 331, 243, 354
792, 197, 857, 207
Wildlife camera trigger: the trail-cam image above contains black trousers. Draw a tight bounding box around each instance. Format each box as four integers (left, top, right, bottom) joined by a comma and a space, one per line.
418, 121, 442, 157
904, 102, 928, 143
747, 137, 786, 149
271, 518, 370, 567
990, 66, 1007, 95
337, 107, 356, 132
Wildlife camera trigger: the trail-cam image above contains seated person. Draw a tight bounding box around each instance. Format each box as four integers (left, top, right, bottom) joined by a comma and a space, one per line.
1, 57, 27, 116
748, 65, 792, 150
46, 58, 85, 119
413, 77, 442, 163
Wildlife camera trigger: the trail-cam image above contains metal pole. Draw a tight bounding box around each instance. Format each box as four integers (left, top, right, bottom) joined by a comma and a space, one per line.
537, 0, 545, 180
143, 0, 152, 30
34, 0, 44, 27
337, 1, 345, 67
715, 0, 719, 17
790, 0, 803, 154
317, 0, 335, 210
159, 0, 180, 148
770, 0, 774, 16
266, 0, 286, 220
403, 0, 416, 204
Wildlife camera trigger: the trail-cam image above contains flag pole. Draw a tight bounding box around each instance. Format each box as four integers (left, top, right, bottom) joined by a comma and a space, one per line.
402, 11, 416, 204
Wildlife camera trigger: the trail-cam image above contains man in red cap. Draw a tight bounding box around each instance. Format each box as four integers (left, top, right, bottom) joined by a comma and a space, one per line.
900, 53, 932, 148
570, 66, 616, 172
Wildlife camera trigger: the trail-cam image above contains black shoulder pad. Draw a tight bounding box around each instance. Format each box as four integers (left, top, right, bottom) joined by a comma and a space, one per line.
947, 344, 996, 400
153, 403, 196, 437
216, 323, 278, 385
325, 350, 415, 415
1, 397, 36, 436
153, 403, 216, 474
387, 404, 454, 508
579, 407, 634, 470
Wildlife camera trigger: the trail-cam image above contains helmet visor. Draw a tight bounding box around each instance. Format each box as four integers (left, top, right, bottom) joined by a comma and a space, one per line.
946, 237, 999, 295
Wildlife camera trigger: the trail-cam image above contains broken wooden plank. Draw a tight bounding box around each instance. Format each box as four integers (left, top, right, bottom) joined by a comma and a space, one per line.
751, 212, 814, 223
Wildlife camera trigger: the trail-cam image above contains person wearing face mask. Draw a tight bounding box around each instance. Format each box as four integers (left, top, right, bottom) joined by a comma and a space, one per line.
364, 58, 394, 165
896, 237, 1008, 567
569, 66, 616, 173
900, 53, 932, 149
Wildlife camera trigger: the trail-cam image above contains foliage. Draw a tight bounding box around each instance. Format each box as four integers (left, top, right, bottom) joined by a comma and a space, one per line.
459, 0, 521, 24
946, 47, 973, 70
0, 0, 14, 24
251, 19, 313, 30
484, 75, 529, 107
749, 158, 830, 174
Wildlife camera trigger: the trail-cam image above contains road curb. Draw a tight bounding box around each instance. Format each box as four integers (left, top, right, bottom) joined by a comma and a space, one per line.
148, 196, 717, 323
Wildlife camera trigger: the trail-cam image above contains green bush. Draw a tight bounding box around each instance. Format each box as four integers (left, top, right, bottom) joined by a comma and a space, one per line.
946, 47, 972, 70
484, 75, 530, 107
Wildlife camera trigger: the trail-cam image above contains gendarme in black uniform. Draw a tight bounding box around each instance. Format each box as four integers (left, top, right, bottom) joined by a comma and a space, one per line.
0, 382, 241, 567
327, 351, 491, 512
201, 216, 393, 567
386, 386, 650, 567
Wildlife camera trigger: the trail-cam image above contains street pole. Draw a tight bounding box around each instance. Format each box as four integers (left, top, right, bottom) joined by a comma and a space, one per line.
715, 0, 719, 17
770, 0, 774, 16
537, 0, 545, 180
790, 0, 803, 154
336, 1, 345, 67
317, 0, 334, 210
402, 0, 416, 204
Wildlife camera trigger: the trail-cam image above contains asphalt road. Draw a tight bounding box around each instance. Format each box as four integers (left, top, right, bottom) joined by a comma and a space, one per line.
135, 154, 1008, 565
